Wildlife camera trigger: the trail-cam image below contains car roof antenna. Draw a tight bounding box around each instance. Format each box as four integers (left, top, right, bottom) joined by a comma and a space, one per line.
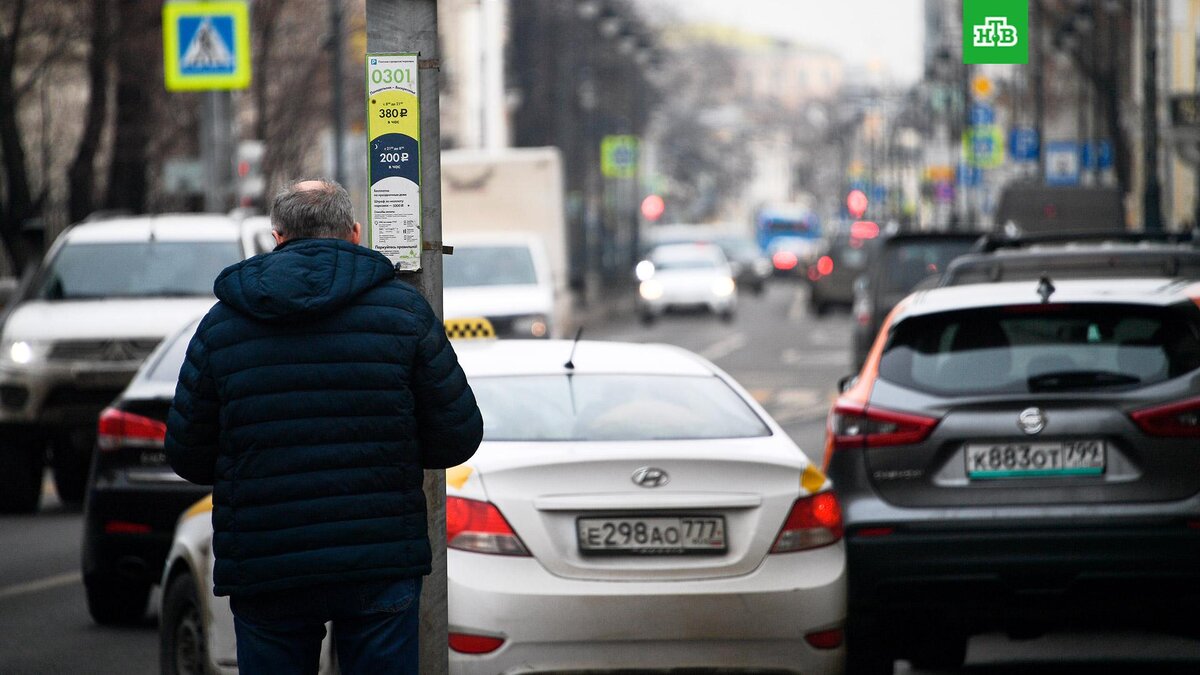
1037, 275, 1056, 304
564, 327, 583, 370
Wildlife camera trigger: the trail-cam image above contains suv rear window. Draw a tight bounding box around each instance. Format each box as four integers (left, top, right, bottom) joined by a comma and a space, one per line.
879, 304, 1200, 395
880, 240, 975, 294
35, 241, 241, 300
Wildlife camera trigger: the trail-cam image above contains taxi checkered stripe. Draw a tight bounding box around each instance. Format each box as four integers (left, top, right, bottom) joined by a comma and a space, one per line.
444, 317, 496, 340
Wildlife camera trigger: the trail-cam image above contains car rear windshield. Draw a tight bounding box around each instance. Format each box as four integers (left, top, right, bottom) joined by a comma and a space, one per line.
880, 239, 975, 294
471, 374, 771, 441
878, 303, 1200, 395
34, 241, 241, 300
444, 246, 537, 287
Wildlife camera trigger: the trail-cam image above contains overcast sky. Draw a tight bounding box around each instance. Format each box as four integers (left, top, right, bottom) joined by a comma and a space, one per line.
653, 0, 925, 85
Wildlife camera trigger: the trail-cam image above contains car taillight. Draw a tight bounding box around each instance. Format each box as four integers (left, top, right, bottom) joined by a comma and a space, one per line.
828, 401, 939, 452
446, 497, 529, 556
1130, 397, 1200, 437
770, 492, 843, 553
97, 407, 167, 452
773, 250, 798, 271
449, 632, 506, 654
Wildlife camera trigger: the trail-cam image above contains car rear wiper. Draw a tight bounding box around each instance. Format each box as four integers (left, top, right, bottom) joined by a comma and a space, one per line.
1027, 370, 1141, 392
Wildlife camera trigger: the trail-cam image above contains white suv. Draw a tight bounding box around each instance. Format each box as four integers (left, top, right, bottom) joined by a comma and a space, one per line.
0, 214, 272, 512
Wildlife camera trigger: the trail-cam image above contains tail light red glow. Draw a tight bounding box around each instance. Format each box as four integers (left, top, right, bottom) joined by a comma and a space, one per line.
1130, 397, 1200, 437
97, 407, 167, 452
804, 627, 845, 650
771, 492, 843, 553
817, 255, 834, 276
104, 520, 152, 535
446, 497, 529, 556
449, 632, 506, 654
773, 250, 798, 271
828, 401, 939, 452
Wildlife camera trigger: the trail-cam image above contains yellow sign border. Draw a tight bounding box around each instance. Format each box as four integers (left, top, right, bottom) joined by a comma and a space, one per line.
163, 1, 252, 91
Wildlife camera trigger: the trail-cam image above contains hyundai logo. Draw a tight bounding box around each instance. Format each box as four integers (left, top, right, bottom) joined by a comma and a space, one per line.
631, 467, 669, 488
1018, 407, 1046, 435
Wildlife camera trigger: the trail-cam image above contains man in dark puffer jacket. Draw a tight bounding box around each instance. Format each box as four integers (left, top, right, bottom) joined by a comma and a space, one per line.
166, 179, 482, 674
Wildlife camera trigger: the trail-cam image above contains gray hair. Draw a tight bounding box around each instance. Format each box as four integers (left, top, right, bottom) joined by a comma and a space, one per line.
270, 179, 355, 240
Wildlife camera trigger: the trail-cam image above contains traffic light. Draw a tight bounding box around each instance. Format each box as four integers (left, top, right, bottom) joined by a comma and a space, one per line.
235, 140, 265, 209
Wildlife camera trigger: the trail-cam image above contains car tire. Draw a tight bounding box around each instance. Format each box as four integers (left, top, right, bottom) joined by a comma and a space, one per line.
0, 428, 46, 513
161, 573, 210, 675
86, 576, 150, 626
51, 430, 94, 505
752, 281, 765, 296
639, 311, 656, 326
719, 309, 735, 323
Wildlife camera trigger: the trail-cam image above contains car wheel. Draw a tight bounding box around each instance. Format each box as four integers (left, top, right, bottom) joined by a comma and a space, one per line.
0, 428, 46, 513
161, 573, 210, 675
752, 281, 766, 296
52, 429, 94, 505
719, 308, 735, 323
639, 311, 656, 325
86, 576, 150, 626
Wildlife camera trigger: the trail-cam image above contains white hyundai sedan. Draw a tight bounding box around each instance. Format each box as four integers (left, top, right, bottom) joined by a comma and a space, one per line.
447, 339, 845, 674
159, 339, 845, 674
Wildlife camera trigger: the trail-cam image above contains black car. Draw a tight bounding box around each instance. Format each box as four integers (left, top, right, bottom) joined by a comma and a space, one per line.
81, 319, 208, 625
807, 222, 876, 315
827, 277, 1200, 674
850, 232, 979, 369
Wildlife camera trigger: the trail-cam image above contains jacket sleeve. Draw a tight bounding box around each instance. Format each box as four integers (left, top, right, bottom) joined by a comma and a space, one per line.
164, 323, 221, 485
411, 301, 484, 469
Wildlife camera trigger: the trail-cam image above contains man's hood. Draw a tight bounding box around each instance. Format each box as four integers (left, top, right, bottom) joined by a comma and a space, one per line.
214, 238, 395, 320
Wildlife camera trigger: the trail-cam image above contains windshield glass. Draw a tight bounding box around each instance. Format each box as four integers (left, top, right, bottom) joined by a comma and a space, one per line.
879, 304, 1200, 395
880, 240, 975, 294
444, 245, 538, 288
471, 374, 770, 441
34, 241, 240, 300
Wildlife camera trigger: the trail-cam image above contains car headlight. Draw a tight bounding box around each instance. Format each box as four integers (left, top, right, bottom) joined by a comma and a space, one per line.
511, 314, 549, 338
1, 340, 50, 367
635, 260, 656, 282
711, 277, 736, 297
639, 280, 664, 301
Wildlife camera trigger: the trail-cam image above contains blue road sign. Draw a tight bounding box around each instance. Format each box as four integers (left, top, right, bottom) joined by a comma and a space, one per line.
970, 103, 995, 126
1009, 128, 1039, 162
1045, 141, 1080, 186
1081, 140, 1114, 170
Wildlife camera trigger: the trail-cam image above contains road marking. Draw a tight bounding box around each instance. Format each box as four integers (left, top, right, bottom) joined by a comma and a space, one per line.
787, 287, 807, 322
782, 348, 850, 366
0, 572, 81, 601
699, 332, 747, 362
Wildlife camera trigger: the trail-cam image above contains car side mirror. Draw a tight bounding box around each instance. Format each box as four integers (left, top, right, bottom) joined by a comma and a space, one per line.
837, 374, 857, 393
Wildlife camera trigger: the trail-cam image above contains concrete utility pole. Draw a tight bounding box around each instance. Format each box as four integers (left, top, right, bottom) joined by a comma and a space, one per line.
365, 1, 446, 671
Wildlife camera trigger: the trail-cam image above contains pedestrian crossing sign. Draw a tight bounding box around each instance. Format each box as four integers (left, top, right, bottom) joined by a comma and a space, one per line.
162, 1, 251, 91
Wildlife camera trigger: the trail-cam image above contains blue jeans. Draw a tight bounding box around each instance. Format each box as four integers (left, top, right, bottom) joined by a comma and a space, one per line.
231, 577, 422, 675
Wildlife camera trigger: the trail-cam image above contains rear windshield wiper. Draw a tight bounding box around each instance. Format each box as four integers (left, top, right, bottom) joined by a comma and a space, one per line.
1027, 370, 1141, 392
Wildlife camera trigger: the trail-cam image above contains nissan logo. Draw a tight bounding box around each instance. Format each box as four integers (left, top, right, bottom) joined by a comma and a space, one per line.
1018, 407, 1046, 435
631, 467, 669, 488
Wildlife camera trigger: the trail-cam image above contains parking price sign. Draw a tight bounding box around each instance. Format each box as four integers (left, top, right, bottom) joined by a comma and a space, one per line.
367, 54, 421, 271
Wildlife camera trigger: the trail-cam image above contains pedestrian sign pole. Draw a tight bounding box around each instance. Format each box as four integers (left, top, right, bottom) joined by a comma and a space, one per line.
162, 0, 252, 212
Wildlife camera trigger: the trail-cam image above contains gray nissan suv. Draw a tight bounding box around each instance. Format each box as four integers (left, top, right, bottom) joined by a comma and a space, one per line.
826, 276, 1200, 674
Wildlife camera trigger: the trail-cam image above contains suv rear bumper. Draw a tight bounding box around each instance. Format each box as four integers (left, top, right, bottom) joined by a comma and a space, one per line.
846, 521, 1200, 632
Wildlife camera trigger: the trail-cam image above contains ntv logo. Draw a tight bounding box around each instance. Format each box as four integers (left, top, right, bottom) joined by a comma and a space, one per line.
973, 17, 1019, 47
